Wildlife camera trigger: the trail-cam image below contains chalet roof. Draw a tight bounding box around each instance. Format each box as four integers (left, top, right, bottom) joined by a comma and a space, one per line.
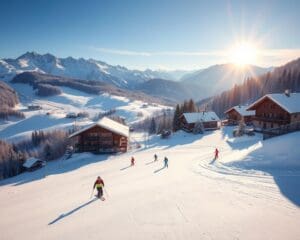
247, 93, 300, 113
23, 157, 40, 168
182, 112, 220, 124
68, 117, 129, 138
224, 105, 255, 116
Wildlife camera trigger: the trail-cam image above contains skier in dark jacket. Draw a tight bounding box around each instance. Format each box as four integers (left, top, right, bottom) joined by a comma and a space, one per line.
93, 176, 105, 198
164, 157, 168, 168
131, 156, 135, 166
154, 154, 158, 161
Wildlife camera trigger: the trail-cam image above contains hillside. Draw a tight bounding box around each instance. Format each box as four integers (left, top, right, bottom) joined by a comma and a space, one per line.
0, 81, 19, 108
136, 78, 200, 102
11, 71, 171, 105
0, 128, 299, 240
0, 81, 24, 119
0, 81, 169, 141
181, 63, 271, 98
199, 58, 300, 117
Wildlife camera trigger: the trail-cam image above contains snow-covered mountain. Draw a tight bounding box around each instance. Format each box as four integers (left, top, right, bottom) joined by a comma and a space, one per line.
0, 52, 184, 88
181, 63, 272, 97
143, 69, 194, 81
0, 52, 274, 101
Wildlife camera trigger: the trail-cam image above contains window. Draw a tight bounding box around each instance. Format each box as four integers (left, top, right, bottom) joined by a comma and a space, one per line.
89, 132, 98, 137
100, 132, 112, 137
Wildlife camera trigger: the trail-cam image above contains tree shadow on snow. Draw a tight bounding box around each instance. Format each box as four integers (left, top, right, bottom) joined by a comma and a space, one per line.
48, 198, 98, 225
272, 174, 300, 207
224, 133, 300, 207
0, 153, 111, 187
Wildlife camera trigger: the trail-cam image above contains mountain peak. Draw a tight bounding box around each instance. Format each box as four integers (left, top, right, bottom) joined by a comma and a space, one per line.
17, 51, 40, 59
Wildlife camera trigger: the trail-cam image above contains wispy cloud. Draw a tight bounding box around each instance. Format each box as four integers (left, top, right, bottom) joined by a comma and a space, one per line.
94, 47, 152, 56
91, 47, 226, 57
257, 48, 300, 66
259, 48, 300, 58
89, 46, 300, 69
92, 46, 300, 60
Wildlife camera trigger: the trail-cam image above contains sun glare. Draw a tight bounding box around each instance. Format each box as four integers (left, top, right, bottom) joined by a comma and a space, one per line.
229, 42, 258, 67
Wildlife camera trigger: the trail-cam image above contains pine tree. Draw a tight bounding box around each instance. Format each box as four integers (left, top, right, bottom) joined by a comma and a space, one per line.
149, 118, 156, 135
188, 99, 197, 112
173, 104, 181, 132
44, 143, 52, 161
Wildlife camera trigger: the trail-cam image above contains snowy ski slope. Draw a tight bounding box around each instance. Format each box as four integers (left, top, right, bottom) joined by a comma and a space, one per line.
0, 128, 299, 240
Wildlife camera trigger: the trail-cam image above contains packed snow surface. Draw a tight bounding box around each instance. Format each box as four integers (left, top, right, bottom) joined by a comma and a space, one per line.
1, 128, 299, 240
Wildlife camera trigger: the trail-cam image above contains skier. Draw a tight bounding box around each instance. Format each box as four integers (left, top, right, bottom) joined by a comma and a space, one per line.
93, 176, 105, 199
214, 148, 219, 160
164, 156, 168, 168
154, 154, 158, 161
131, 156, 135, 166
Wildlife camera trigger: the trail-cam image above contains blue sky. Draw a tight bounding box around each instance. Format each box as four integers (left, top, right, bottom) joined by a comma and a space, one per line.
1, 0, 300, 70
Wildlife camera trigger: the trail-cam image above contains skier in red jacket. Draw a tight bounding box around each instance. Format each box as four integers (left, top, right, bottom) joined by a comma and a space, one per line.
93, 176, 105, 199
214, 148, 219, 160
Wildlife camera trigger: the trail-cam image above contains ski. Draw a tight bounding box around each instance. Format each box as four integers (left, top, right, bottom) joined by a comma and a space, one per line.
94, 195, 105, 201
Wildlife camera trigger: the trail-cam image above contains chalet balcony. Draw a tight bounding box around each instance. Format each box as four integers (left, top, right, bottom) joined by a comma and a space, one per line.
85, 137, 114, 141
74, 143, 124, 153
253, 116, 290, 124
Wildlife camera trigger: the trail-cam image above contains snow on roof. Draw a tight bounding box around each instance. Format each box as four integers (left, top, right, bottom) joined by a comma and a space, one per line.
23, 157, 40, 168
183, 112, 220, 124
225, 105, 255, 116
97, 117, 129, 137
69, 117, 129, 138
247, 93, 300, 113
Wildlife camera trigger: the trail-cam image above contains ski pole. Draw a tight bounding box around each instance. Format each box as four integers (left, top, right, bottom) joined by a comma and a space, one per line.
104, 187, 109, 198
90, 188, 94, 199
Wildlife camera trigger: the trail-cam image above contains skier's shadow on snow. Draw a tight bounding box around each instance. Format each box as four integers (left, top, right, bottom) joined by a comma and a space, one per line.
120, 165, 132, 171
210, 158, 217, 164
154, 166, 166, 173
145, 160, 155, 165
48, 198, 98, 225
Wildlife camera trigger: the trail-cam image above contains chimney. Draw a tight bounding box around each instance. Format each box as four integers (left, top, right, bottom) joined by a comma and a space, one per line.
284, 89, 290, 97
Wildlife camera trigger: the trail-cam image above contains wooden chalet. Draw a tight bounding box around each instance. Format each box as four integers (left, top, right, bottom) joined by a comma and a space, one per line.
69, 117, 129, 153
179, 112, 220, 132
224, 105, 255, 125
247, 92, 300, 130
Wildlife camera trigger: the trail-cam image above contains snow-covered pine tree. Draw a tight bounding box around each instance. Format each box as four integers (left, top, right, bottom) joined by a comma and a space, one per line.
149, 117, 156, 135
173, 104, 181, 132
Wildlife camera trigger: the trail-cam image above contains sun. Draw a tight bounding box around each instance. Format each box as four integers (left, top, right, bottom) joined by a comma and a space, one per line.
229, 42, 258, 67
